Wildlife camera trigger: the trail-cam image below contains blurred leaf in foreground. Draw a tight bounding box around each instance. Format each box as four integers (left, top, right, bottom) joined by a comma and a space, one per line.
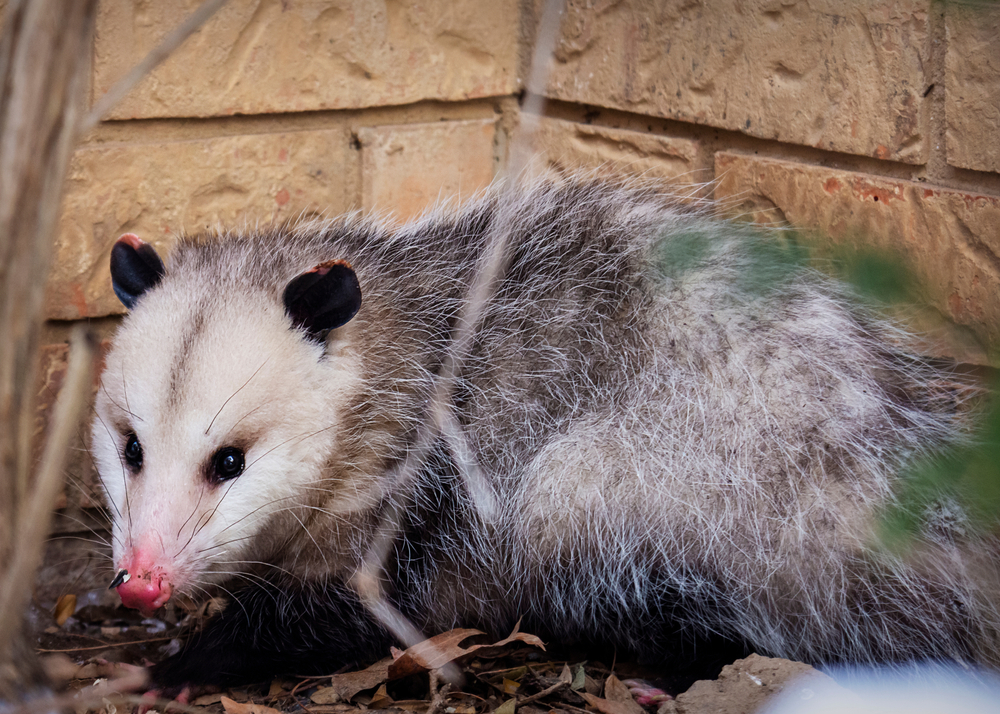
880, 381, 1000, 550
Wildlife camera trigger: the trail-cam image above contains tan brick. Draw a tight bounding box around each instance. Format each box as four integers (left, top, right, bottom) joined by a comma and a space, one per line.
522, 118, 704, 187
714, 152, 1000, 364
945, 2, 1000, 173
94, 0, 519, 120
546, 0, 930, 163
50, 128, 350, 320
359, 119, 496, 222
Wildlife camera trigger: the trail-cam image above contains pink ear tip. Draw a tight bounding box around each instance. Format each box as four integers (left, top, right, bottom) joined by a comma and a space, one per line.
117, 233, 145, 250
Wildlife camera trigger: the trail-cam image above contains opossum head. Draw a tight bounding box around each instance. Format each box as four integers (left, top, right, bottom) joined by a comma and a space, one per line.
92, 234, 363, 616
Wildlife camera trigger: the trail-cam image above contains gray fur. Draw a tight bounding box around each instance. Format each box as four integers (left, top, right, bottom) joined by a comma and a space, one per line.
93, 178, 999, 671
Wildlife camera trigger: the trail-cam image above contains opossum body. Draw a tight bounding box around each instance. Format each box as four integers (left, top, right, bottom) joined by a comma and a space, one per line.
91, 179, 997, 689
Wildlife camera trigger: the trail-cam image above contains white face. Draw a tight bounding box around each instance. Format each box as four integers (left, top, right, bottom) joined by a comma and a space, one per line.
91, 277, 359, 606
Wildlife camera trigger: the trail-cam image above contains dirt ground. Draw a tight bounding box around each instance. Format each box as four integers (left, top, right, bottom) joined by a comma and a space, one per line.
30, 531, 825, 714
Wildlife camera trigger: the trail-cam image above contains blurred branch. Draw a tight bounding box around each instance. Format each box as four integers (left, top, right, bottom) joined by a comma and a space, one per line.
81, 0, 228, 132
348, 0, 566, 683
0, 0, 228, 697
0, 328, 96, 659
0, 0, 99, 693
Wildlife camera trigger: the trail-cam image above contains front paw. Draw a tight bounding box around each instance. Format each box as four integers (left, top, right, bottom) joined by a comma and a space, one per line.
135, 686, 194, 714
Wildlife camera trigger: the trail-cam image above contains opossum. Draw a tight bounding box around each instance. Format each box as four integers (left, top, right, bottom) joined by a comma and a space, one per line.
90, 178, 999, 690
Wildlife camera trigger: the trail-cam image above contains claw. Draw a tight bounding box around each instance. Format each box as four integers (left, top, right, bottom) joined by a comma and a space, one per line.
137, 686, 190, 714
109, 568, 130, 590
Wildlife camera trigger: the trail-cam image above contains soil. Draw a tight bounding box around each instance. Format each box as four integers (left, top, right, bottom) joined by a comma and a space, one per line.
30, 530, 825, 714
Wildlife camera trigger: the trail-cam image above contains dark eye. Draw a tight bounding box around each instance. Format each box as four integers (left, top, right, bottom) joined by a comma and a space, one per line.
210, 447, 245, 483
124, 433, 143, 470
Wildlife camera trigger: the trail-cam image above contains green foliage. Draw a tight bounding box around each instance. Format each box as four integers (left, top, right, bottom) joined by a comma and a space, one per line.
880, 385, 1000, 550
838, 249, 914, 305
654, 219, 1000, 548
654, 227, 713, 281
735, 232, 811, 297
654, 225, 810, 298
655, 223, 909, 305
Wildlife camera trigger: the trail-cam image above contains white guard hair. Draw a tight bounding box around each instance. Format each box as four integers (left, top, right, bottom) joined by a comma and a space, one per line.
92, 177, 1000, 669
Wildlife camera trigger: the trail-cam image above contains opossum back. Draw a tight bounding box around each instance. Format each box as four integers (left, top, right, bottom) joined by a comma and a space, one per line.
393, 178, 991, 666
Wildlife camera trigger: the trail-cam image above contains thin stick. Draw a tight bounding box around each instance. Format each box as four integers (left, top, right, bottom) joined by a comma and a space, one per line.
426, 669, 452, 714
507, 0, 566, 177
349, 568, 463, 684
81, 0, 229, 132
518, 680, 569, 706
345, 0, 567, 685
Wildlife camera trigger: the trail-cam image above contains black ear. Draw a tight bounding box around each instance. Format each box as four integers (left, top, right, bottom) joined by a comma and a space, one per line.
110, 234, 166, 309
283, 260, 362, 341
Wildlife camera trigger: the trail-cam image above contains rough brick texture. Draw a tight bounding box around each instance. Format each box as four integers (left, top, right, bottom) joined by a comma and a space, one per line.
94, 0, 519, 119
524, 118, 704, 187
715, 152, 1000, 362
546, 0, 931, 163
40, 1, 1000, 363
50, 129, 351, 320
359, 119, 497, 222
945, 1, 1000, 173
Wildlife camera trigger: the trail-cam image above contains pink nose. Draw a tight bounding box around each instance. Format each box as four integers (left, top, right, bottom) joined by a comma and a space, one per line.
116, 556, 173, 616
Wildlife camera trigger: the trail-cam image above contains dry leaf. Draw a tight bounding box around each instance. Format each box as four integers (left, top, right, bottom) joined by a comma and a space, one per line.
559, 664, 573, 685
310, 687, 340, 705
54, 593, 76, 626
602, 675, 644, 714
495, 699, 516, 714
486, 666, 526, 684
312, 657, 392, 703
220, 695, 283, 714
581, 692, 643, 714
502, 677, 521, 694
470, 629, 546, 660
387, 628, 485, 678
369, 683, 393, 709
388, 626, 545, 679
584, 674, 602, 696
571, 665, 586, 691
192, 693, 225, 706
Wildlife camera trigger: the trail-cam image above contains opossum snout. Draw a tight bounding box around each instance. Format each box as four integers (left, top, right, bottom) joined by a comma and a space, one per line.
115, 552, 173, 616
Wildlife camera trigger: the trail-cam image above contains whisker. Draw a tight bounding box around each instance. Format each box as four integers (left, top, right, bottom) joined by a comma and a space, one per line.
101, 379, 140, 423
176, 488, 206, 540
206, 356, 271, 435
44, 534, 113, 549
121, 361, 136, 422
92, 411, 132, 549
214, 495, 300, 538
194, 533, 258, 554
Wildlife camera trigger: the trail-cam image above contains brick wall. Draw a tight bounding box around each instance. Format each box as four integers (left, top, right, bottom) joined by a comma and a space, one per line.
32, 0, 1000, 513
